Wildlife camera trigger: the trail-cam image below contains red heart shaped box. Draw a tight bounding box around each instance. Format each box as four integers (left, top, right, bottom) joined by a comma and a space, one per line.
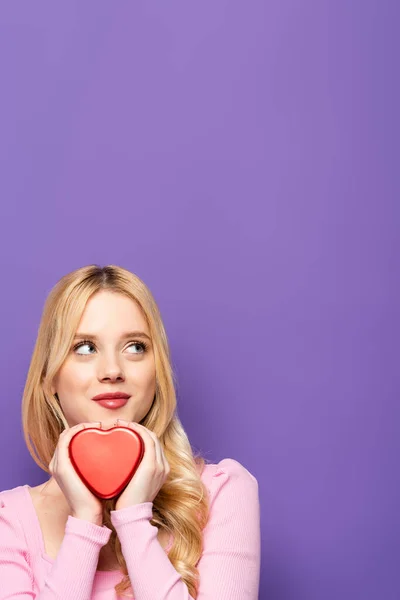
69, 426, 145, 499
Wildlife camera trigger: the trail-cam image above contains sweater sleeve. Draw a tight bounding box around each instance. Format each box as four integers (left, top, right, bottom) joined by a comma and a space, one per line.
0, 496, 112, 600
110, 458, 261, 600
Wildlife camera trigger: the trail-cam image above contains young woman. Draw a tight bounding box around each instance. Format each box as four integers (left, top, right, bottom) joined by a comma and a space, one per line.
0, 264, 260, 599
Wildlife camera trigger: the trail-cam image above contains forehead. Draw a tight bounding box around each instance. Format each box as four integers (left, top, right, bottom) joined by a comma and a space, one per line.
77, 291, 149, 334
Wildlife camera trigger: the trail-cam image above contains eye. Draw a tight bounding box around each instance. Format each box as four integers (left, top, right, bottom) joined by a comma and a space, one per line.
126, 341, 148, 354
73, 341, 96, 355
72, 340, 149, 356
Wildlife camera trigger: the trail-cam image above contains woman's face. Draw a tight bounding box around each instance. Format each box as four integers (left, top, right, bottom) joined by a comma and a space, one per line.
51, 290, 156, 429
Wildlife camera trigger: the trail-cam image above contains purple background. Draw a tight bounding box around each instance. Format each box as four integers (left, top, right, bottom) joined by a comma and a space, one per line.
0, 2, 399, 598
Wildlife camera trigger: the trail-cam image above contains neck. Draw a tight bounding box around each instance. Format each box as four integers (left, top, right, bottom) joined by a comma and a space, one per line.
40, 477, 71, 510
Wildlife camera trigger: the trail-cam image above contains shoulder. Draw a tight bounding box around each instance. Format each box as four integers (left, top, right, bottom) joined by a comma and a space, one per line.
200, 458, 259, 506
0, 484, 27, 506
0, 485, 29, 520
0, 486, 28, 540
201, 457, 258, 484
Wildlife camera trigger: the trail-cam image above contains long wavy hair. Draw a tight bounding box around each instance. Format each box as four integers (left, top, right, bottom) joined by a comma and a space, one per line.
21, 264, 211, 598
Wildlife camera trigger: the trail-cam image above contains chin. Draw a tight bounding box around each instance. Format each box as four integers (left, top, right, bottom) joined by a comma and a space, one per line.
103, 415, 134, 428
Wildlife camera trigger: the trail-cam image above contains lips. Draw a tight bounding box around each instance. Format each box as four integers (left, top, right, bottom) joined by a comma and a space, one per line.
95, 398, 129, 409
92, 392, 131, 410
92, 392, 131, 401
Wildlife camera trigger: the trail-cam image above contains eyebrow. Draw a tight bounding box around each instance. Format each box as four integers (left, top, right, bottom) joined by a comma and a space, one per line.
73, 331, 151, 342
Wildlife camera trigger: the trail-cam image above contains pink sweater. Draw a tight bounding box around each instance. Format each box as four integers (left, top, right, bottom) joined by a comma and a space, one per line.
0, 458, 260, 599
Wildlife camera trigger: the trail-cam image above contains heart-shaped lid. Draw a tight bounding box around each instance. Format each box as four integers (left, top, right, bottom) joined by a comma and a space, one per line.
69, 426, 144, 499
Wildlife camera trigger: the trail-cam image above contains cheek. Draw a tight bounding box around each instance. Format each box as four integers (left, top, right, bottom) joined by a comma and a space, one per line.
126, 353, 155, 376
131, 361, 156, 388
58, 360, 92, 391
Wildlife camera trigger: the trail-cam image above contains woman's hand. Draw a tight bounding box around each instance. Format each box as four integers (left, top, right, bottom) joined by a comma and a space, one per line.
49, 422, 104, 525
114, 420, 170, 511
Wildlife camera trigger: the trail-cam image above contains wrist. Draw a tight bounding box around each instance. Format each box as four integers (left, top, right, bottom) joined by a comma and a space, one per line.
70, 511, 103, 526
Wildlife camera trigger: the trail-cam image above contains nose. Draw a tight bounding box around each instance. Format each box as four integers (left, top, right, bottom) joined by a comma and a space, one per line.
98, 354, 125, 383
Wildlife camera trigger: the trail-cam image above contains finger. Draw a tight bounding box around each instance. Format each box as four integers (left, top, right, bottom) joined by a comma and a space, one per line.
119, 421, 159, 466
58, 423, 86, 449
130, 423, 163, 467
61, 422, 102, 443
50, 446, 58, 474
58, 422, 101, 464
148, 431, 163, 467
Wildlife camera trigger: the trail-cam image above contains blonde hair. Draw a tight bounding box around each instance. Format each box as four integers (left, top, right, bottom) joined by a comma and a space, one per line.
22, 264, 211, 598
